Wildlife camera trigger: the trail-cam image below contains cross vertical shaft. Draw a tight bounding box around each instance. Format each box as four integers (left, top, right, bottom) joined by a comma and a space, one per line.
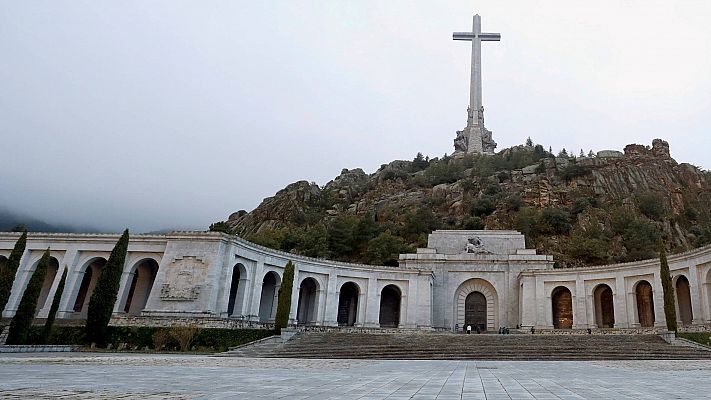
453, 14, 500, 155
470, 14, 482, 120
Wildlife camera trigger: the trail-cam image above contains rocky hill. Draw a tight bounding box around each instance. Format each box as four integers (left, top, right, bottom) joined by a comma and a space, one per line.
216, 139, 711, 268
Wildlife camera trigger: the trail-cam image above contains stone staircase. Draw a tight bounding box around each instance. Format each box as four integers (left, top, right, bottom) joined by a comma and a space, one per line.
223, 332, 711, 360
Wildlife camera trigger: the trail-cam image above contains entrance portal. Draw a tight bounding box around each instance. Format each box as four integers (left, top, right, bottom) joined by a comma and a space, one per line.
464, 291, 487, 332
635, 280, 655, 327
593, 284, 615, 328
552, 286, 573, 329
676, 276, 693, 326
379, 285, 401, 328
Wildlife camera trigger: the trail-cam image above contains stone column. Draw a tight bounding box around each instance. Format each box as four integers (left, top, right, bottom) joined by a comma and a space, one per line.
56, 249, 81, 319
688, 264, 704, 325
586, 292, 596, 329
323, 272, 339, 327
519, 276, 536, 329
364, 278, 380, 328
535, 279, 547, 328
614, 276, 629, 328
246, 260, 264, 322
289, 266, 300, 325
573, 278, 586, 329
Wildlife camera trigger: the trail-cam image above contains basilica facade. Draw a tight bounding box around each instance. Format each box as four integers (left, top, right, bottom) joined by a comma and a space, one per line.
1, 230, 710, 332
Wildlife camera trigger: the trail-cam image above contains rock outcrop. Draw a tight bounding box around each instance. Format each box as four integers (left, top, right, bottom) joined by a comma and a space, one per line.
223, 139, 711, 267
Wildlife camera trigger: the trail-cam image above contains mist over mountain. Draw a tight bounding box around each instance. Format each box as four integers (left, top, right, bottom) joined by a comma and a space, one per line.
0, 208, 102, 233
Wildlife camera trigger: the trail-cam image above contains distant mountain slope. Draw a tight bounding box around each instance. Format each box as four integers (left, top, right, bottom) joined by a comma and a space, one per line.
218, 139, 711, 268
0, 209, 99, 233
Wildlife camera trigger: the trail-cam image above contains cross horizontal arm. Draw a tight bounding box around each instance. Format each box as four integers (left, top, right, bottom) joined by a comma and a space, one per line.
479, 33, 501, 41
453, 32, 501, 41
453, 32, 476, 41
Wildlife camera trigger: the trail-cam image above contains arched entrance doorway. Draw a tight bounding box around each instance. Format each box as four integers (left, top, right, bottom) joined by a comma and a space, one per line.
379, 285, 401, 328
552, 286, 573, 329
227, 263, 246, 316
36, 257, 60, 313
123, 259, 159, 316
296, 278, 319, 325
635, 280, 655, 327
258, 271, 280, 322
73, 258, 106, 318
465, 292, 487, 332
676, 276, 693, 326
337, 282, 359, 326
593, 284, 615, 328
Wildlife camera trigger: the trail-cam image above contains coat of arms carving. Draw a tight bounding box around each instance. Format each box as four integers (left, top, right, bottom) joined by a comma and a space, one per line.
160, 256, 204, 301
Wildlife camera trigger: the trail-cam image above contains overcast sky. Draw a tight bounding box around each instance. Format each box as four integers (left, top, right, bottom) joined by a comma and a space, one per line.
1, 1, 710, 233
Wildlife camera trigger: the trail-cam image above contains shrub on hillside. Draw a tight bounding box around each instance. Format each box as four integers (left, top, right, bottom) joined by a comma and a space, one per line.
636, 192, 667, 221
539, 208, 572, 235
170, 325, 200, 352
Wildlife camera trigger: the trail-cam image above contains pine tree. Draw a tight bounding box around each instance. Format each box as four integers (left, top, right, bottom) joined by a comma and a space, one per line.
274, 261, 295, 333
579, 149, 585, 158
85, 229, 129, 346
6, 248, 49, 345
588, 150, 595, 158
659, 246, 677, 332
525, 137, 533, 147
0, 231, 27, 313
41, 267, 67, 343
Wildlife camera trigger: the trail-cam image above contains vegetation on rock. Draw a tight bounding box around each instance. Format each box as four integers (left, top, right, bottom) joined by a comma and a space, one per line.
219, 139, 711, 268
86, 229, 129, 346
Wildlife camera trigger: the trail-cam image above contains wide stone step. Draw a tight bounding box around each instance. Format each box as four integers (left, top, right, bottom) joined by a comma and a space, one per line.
247, 332, 711, 361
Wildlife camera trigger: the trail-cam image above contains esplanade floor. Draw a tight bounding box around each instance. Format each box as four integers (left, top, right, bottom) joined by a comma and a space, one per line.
0, 353, 709, 399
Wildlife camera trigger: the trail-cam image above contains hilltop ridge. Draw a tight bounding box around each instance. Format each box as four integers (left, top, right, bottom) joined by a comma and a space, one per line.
216, 139, 711, 268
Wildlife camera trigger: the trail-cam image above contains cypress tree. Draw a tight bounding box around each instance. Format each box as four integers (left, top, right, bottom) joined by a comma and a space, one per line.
86, 229, 129, 346
274, 261, 295, 333
6, 248, 50, 345
0, 231, 27, 313
659, 246, 677, 332
41, 267, 67, 343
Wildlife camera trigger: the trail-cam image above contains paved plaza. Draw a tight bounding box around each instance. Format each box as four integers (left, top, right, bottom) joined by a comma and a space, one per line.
0, 354, 710, 399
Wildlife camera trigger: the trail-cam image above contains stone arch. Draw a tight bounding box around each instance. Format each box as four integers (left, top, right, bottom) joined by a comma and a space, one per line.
227, 263, 248, 316
551, 286, 573, 329
379, 284, 401, 328
675, 275, 693, 326
296, 277, 319, 325
337, 281, 360, 326
454, 278, 498, 332
122, 258, 159, 316
72, 257, 107, 318
36, 257, 60, 313
634, 280, 655, 327
258, 271, 281, 322
593, 284, 615, 328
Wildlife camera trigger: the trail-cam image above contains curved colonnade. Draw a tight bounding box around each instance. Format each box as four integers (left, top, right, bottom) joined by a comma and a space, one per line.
1, 231, 711, 331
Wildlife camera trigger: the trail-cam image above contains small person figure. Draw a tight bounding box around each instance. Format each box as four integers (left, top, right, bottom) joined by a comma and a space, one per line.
466, 325, 472, 335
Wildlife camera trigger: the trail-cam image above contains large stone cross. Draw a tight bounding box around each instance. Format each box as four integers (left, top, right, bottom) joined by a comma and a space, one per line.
453, 14, 500, 125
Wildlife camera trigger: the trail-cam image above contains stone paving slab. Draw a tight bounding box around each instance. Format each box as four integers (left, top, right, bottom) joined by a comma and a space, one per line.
0, 354, 710, 399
